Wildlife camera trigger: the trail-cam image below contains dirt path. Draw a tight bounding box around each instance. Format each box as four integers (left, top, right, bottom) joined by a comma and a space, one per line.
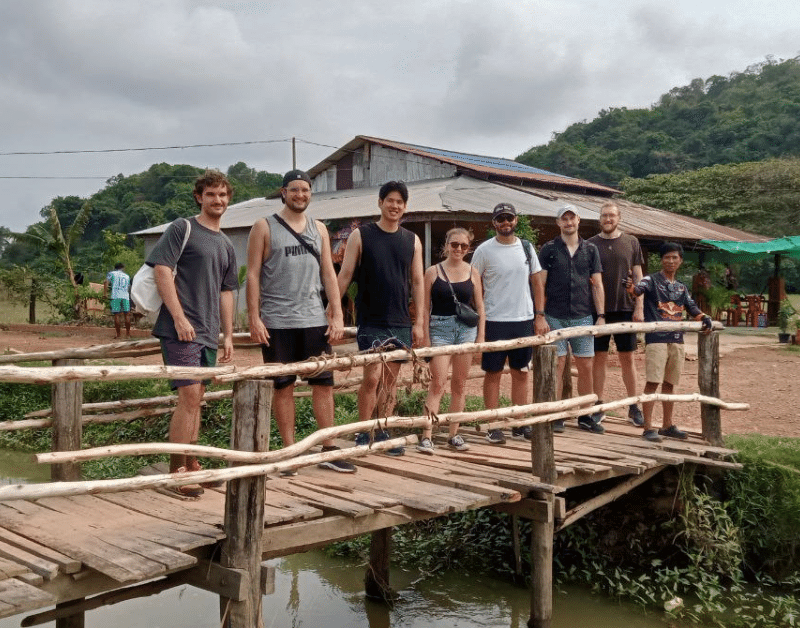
1, 325, 797, 438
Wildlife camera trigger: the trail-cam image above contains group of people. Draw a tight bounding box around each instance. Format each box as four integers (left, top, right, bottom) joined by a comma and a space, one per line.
142, 169, 712, 497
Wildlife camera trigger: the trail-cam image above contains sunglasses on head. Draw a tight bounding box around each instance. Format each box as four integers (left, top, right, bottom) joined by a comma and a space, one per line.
449, 242, 470, 250
494, 214, 515, 224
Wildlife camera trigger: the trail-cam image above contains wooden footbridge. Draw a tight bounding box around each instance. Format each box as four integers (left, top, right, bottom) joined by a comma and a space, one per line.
0, 324, 743, 628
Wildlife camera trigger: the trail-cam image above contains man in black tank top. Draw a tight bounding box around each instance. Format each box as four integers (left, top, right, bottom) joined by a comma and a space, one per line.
337, 182, 425, 451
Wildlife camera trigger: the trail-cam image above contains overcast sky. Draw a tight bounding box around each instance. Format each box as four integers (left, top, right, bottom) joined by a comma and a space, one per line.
1, 0, 799, 233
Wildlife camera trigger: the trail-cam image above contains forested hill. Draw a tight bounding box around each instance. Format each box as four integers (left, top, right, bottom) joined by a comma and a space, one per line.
0, 161, 281, 273
516, 57, 800, 187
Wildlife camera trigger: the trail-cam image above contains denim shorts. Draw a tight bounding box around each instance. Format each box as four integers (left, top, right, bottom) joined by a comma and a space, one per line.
357, 325, 412, 352
429, 315, 477, 347
545, 314, 595, 358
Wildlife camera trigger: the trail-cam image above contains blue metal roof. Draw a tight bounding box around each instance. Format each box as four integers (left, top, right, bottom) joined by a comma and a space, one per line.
398, 141, 578, 180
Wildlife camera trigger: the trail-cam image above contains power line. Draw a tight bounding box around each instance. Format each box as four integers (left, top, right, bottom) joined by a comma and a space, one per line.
0, 176, 109, 180
0, 138, 292, 157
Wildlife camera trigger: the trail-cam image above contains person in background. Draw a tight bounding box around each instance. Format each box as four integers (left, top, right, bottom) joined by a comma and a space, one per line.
628, 242, 712, 442
418, 227, 485, 453
104, 262, 131, 339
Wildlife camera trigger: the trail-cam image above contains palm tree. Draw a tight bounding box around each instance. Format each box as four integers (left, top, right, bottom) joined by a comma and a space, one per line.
13, 201, 92, 319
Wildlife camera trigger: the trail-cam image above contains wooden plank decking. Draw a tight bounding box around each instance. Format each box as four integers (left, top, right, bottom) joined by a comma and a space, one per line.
0, 415, 737, 620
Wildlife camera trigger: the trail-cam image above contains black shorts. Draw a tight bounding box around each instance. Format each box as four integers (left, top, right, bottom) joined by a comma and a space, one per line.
261, 326, 333, 389
481, 319, 534, 372
594, 311, 638, 353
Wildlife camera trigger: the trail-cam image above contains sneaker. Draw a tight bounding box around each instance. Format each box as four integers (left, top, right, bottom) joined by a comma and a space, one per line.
318, 446, 357, 473
552, 420, 565, 433
658, 425, 688, 440
578, 415, 605, 434
280, 468, 298, 477
355, 432, 370, 447
642, 429, 662, 443
591, 400, 605, 423
416, 438, 435, 454
511, 426, 532, 441
628, 404, 645, 427
375, 429, 405, 456
447, 435, 470, 451
485, 429, 506, 444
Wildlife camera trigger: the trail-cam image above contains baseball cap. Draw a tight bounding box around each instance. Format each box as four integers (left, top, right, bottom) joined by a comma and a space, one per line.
282, 169, 312, 187
556, 204, 578, 219
492, 202, 517, 219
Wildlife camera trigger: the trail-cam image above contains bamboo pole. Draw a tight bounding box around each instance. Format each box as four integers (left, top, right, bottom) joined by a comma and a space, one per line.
23, 390, 233, 419
35, 392, 748, 467
0, 330, 357, 365
34, 401, 594, 465
0, 321, 718, 384
1, 407, 175, 432
2, 436, 417, 502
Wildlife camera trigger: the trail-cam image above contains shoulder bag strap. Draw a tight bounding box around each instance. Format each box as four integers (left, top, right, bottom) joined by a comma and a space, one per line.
272, 213, 321, 265
439, 263, 460, 306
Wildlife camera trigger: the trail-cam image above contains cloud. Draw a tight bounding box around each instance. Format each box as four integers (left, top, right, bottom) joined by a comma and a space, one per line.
1, 0, 800, 232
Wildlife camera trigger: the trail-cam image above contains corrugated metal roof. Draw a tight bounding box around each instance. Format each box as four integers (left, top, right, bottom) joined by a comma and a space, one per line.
133, 175, 767, 246
307, 135, 619, 195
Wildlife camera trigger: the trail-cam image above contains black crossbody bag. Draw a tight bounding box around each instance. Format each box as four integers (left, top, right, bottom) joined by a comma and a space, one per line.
439, 264, 479, 327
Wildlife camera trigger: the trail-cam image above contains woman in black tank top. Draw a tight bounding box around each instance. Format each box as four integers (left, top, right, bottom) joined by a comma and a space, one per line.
419, 228, 485, 453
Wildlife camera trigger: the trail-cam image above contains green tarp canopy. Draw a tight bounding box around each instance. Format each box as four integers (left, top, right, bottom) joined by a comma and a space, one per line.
699, 236, 800, 261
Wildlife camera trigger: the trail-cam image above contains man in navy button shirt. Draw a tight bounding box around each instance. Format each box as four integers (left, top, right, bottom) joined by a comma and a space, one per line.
538, 205, 605, 433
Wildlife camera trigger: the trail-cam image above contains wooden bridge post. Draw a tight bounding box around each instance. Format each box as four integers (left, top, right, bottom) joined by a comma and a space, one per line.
51, 358, 83, 482
365, 527, 396, 601
529, 345, 557, 628
51, 358, 84, 627
697, 331, 723, 447
220, 379, 272, 628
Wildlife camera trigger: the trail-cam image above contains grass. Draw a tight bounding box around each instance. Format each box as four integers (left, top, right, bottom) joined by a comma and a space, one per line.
726, 433, 800, 471
0, 296, 57, 325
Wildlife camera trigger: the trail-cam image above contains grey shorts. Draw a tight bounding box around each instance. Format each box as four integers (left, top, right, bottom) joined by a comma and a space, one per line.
160, 338, 217, 389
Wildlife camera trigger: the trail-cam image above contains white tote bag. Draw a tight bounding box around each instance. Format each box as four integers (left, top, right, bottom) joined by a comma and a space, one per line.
131, 219, 191, 324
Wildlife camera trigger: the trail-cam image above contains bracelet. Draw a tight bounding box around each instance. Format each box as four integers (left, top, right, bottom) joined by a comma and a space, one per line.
597, 313, 605, 318
535, 311, 545, 316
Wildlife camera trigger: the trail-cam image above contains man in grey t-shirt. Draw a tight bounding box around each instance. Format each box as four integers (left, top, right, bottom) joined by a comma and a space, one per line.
147, 169, 238, 497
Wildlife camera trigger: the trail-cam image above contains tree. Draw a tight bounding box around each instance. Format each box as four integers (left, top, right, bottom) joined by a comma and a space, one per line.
13, 200, 92, 318
517, 57, 800, 185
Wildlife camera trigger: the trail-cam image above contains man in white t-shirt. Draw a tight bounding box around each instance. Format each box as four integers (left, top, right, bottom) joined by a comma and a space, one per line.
471, 203, 548, 444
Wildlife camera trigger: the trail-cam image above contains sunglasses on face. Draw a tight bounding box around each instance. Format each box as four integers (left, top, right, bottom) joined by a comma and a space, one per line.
449, 242, 470, 250
493, 214, 515, 224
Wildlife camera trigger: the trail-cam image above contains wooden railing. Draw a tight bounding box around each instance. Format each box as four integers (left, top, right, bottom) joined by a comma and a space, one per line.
0, 322, 744, 628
